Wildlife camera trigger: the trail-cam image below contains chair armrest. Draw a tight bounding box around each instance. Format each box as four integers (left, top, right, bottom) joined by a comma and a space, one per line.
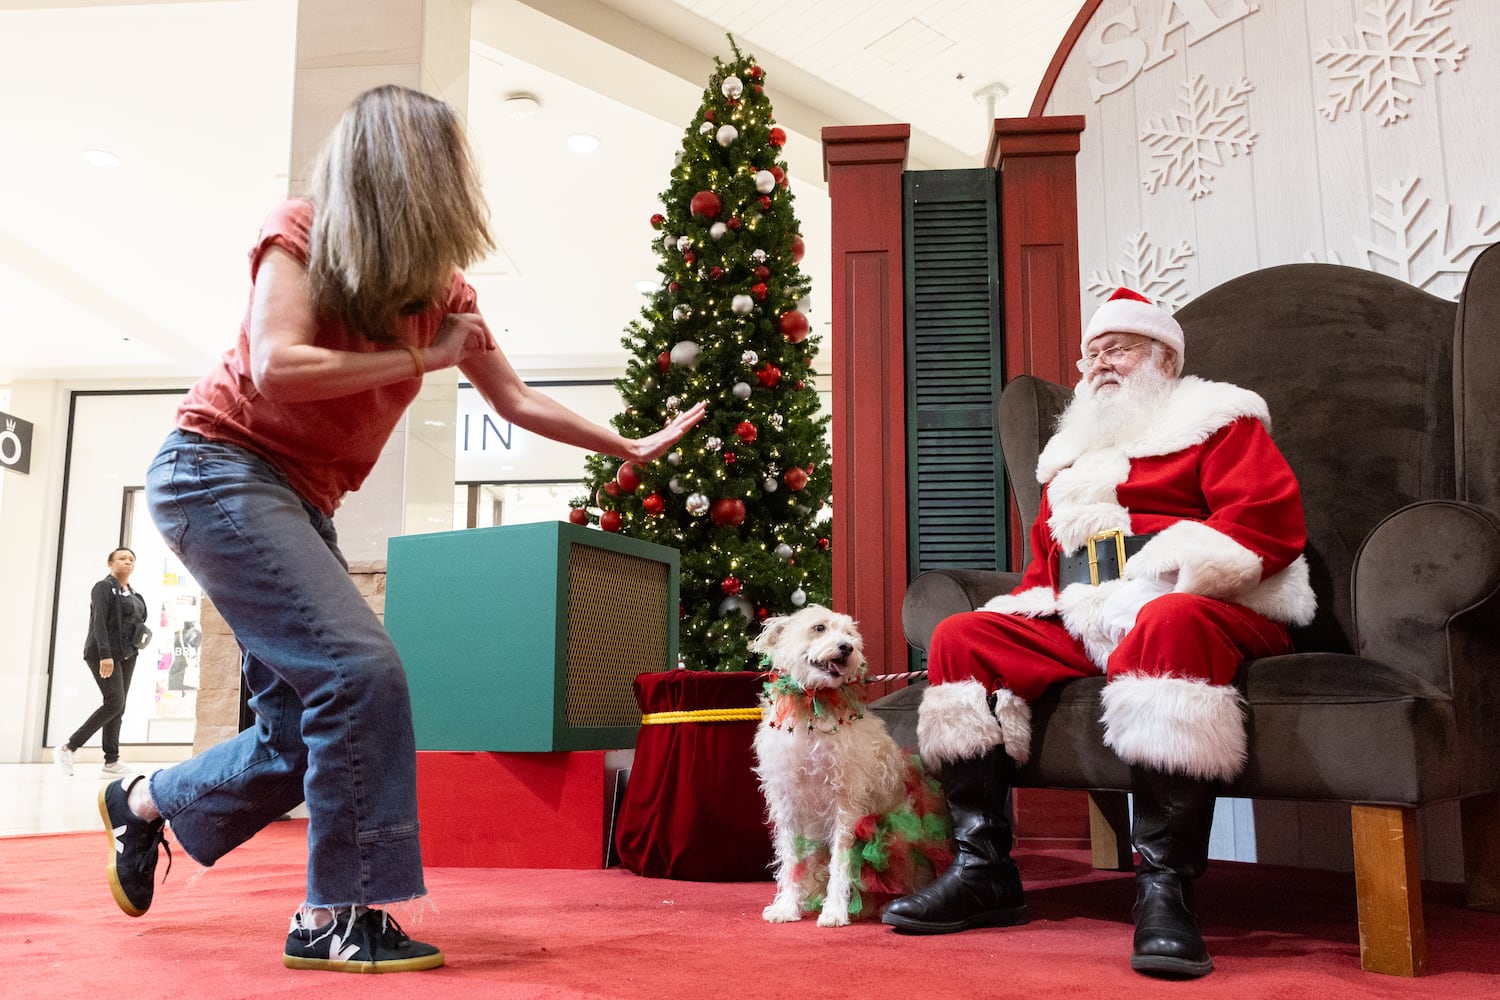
901, 569, 1022, 652
1354, 500, 1500, 692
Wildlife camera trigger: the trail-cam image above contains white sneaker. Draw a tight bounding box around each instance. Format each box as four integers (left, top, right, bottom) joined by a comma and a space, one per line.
54, 744, 74, 776
99, 761, 133, 777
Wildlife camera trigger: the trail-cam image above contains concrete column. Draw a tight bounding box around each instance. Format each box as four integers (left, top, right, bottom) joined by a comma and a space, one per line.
287, 0, 474, 560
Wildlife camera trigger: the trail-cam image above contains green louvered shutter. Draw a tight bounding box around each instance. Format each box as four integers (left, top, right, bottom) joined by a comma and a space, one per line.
903, 169, 1007, 602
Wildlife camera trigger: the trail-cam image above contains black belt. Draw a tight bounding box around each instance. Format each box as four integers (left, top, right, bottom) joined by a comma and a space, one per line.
1058, 531, 1158, 587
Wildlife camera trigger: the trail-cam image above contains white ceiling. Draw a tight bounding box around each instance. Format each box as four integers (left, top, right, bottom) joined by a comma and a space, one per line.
0, 0, 1077, 384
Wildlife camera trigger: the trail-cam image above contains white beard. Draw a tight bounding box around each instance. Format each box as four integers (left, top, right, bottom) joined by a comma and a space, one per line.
1060, 360, 1176, 449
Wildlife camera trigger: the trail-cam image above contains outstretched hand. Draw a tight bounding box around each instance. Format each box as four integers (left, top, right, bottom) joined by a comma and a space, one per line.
630, 401, 708, 462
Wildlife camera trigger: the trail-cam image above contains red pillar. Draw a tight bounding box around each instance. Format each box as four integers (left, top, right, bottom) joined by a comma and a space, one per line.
820, 125, 910, 687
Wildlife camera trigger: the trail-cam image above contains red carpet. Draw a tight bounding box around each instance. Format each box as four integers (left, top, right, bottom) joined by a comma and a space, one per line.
4, 820, 1497, 999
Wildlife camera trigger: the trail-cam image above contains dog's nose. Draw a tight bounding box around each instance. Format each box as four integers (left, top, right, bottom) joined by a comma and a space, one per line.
838, 642, 853, 655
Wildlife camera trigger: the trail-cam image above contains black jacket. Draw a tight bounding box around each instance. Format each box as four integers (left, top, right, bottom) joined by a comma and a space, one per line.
83, 576, 147, 663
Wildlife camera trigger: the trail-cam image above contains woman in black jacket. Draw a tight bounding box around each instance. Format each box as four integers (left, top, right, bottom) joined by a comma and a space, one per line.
55, 547, 149, 777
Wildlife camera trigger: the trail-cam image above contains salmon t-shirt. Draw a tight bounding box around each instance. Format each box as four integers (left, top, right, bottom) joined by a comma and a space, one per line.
176, 199, 477, 514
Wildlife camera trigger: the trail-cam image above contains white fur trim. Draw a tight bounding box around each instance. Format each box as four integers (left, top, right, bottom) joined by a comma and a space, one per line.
1124, 519, 1263, 599
1056, 581, 1127, 670
990, 688, 1032, 767
1038, 377, 1269, 485
916, 680, 1002, 767
1238, 554, 1317, 627
1100, 674, 1248, 782
980, 586, 1057, 617
1085, 297, 1185, 373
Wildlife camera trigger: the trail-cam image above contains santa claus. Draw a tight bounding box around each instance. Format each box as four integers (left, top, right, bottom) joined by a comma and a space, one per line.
883, 287, 1316, 980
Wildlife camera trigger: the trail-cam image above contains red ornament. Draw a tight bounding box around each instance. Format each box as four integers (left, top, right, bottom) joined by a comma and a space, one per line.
600, 510, 622, 533
756, 363, 782, 388
710, 498, 747, 527
817, 537, 830, 551
756, 606, 769, 621
779, 309, 810, 343
709, 266, 724, 280
755, 265, 770, 280
721, 576, 742, 595
754, 84, 764, 95
735, 421, 758, 443
752, 282, 768, 300
768, 127, 786, 148
650, 213, 665, 229
642, 492, 665, 516
723, 451, 737, 464
684, 250, 696, 265
704, 109, 716, 122
784, 467, 809, 491
595, 482, 620, 508
795, 380, 806, 390
568, 507, 589, 526
616, 462, 642, 493
792, 235, 805, 262
657, 351, 670, 372
690, 190, 722, 220
770, 165, 786, 186
668, 281, 680, 292
758, 195, 772, 211
728, 216, 742, 230
748, 65, 763, 80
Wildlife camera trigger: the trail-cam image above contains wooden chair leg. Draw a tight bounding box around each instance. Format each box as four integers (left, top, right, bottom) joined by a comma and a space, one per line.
1351, 804, 1427, 976
1461, 791, 1500, 911
1088, 790, 1132, 871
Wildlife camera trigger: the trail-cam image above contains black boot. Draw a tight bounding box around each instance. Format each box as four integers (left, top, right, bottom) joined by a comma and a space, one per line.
1128, 766, 1217, 978
882, 744, 1029, 934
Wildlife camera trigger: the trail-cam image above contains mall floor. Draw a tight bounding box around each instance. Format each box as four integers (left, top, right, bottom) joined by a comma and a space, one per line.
4, 747, 187, 837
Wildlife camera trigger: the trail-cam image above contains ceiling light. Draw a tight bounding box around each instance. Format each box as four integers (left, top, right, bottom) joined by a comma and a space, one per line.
567, 133, 600, 154
503, 93, 540, 119
83, 149, 120, 169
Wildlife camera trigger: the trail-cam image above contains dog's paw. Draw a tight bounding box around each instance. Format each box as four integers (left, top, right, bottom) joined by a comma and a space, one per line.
816, 908, 851, 928
762, 901, 803, 923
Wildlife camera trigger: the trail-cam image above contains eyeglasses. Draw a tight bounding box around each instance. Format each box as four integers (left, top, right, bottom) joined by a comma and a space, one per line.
1076, 342, 1151, 373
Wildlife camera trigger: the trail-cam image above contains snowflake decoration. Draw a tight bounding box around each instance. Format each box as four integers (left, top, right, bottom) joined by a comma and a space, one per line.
1314, 0, 1468, 127
1140, 75, 1256, 200
1086, 233, 1195, 311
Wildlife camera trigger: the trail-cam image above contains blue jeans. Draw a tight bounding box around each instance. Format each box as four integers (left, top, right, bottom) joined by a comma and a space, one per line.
145, 429, 425, 908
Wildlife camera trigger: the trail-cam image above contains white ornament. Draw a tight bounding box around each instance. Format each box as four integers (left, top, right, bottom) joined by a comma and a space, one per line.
699, 121, 714, 135
754, 169, 777, 194
742, 350, 758, 366
666, 395, 682, 411
709, 222, 728, 240
669, 477, 686, 495
705, 436, 722, 452
672, 304, 691, 321
732, 381, 752, 401
676, 236, 694, 252
775, 543, 794, 560
721, 75, 744, 100
663, 234, 674, 251
686, 493, 710, 516
669, 341, 701, 368
731, 294, 755, 314
716, 124, 739, 147
763, 478, 778, 493
752, 249, 768, 263
667, 450, 683, 466
790, 588, 807, 607
719, 595, 754, 621
769, 414, 784, 430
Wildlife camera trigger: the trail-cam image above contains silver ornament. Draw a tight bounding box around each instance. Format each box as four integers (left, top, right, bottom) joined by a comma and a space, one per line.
763, 478, 778, 493
699, 121, 714, 135
676, 235, 694, 252
790, 588, 807, 607
669, 340, 701, 368
715, 124, 739, 147
686, 493, 710, 516
775, 543, 794, 560
732, 382, 752, 401
731, 294, 754, 314
709, 222, 728, 240
770, 414, 784, 430
721, 75, 744, 100
667, 450, 683, 466
662, 234, 674, 251
669, 477, 686, 494
666, 395, 682, 411
742, 350, 759, 367
672, 304, 691, 321
754, 169, 776, 194
718, 595, 754, 620
705, 436, 722, 452
752, 249, 768, 263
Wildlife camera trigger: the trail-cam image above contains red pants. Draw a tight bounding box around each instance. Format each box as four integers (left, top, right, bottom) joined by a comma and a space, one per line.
928, 593, 1292, 702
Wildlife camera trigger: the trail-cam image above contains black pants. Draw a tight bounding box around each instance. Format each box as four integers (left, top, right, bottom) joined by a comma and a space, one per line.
68, 654, 137, 764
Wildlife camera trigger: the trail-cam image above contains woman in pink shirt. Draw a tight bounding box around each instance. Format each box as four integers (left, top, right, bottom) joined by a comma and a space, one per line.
97, 85, 704, 974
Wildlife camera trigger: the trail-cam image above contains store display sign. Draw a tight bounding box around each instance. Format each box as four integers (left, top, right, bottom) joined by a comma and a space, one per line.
454, 381, 622, 482
0, 409, 33, 475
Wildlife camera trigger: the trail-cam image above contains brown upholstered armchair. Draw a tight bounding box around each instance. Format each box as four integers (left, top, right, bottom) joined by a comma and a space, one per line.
875, 244, 1500, 976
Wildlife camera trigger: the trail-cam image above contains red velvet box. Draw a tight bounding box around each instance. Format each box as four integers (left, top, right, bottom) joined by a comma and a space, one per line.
416, 750, 610, 868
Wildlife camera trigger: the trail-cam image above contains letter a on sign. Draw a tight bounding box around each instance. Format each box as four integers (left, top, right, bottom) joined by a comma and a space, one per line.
0, 410, 34, 475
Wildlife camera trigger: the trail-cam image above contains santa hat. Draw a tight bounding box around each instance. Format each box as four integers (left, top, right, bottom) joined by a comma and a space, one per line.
1084, 287, 1184, 375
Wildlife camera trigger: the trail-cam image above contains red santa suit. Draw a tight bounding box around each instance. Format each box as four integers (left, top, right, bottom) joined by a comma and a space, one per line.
922, 376, 1317, 782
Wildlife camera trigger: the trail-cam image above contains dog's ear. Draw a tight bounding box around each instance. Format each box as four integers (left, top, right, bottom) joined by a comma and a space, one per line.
750, 615, 789, 653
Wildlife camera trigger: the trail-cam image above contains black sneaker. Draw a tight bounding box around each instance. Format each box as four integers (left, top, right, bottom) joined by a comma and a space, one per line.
283, 908, 445, 973
98, 775, 171, 917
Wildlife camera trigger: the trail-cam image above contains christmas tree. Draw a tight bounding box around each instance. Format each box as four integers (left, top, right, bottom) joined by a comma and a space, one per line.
573, 40, 832, 671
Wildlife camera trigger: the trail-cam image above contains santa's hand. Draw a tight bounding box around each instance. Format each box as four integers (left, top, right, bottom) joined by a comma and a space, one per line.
1099, 578, 1172, 643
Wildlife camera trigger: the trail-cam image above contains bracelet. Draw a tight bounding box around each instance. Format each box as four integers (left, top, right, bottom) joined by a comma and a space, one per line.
403, 344, 425, 379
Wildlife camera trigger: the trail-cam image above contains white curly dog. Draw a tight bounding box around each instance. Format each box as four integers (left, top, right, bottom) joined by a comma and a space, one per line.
751, 604, 939, 927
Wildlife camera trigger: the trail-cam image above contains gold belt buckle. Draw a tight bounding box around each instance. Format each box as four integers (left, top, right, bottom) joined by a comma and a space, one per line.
1085, 529, 1127, 586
